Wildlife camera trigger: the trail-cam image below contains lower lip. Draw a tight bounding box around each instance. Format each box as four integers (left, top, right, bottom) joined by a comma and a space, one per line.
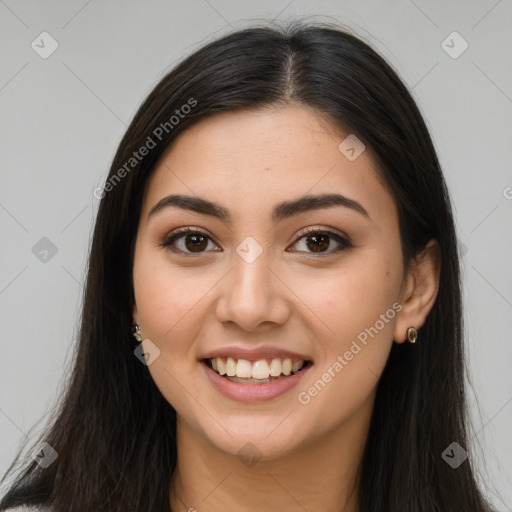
201, 360, 312, 403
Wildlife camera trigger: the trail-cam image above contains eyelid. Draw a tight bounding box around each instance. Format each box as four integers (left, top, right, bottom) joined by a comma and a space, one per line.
165, 226, 211, 238
293, 225, 350, 242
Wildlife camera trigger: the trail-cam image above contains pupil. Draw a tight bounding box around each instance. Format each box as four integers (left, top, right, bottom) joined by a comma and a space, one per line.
307, 234, 329, 252
186, 234, 207, 252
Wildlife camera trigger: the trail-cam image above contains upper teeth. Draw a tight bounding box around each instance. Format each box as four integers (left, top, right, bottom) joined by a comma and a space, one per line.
210, 357, 305, 379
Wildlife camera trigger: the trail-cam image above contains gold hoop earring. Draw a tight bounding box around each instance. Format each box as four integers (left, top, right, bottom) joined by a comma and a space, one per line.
407, 327, 418, 343
131, 323, 142, 342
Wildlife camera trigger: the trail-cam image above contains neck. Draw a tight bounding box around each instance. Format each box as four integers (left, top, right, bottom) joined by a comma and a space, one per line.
169, 398, 373, 512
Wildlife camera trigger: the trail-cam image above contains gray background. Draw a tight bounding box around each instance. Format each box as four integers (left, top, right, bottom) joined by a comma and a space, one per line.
1, 0, 511, 509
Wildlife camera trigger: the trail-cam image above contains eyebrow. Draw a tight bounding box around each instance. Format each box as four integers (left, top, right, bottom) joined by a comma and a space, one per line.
147, 193, 370, 223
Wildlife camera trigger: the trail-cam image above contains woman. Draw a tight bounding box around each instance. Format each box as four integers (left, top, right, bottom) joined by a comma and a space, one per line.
1, 20, 496, 512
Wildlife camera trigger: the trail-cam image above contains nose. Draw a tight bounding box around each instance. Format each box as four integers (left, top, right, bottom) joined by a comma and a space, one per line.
214, 247, 291, 331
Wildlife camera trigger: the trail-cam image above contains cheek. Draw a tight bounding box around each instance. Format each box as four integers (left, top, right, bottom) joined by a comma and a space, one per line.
294, 254, 401, 413
133, 247, 218, 346
132, 250, 216, 415
297, 252, 401, 345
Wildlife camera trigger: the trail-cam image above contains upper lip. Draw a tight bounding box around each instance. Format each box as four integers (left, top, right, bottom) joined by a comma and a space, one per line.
201, 345, 312, 362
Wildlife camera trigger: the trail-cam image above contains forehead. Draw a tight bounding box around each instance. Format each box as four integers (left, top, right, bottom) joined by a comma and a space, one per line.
142, 106, 395, 223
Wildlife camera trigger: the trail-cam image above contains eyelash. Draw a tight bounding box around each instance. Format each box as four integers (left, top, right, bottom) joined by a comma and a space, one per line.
158, 226, 352, 257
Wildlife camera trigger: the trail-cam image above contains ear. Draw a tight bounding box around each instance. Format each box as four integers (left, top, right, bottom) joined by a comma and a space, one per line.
393, 239, 441, 344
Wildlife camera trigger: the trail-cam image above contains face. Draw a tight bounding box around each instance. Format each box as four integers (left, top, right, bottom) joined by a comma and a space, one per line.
132, 105, 406, 459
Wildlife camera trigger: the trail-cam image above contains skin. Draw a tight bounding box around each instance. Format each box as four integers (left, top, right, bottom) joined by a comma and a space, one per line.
131, 105, 441, 512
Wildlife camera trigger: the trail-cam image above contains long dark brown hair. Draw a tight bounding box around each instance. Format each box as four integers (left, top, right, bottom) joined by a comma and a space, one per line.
1, 19, 495, 512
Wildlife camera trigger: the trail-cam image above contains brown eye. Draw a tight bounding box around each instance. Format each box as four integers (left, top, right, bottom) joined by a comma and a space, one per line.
160, 227, 351, 257
182, 233, 209, 252
303, 233, 330, 252
160, 228, 220, 255
290, 229, 352, 255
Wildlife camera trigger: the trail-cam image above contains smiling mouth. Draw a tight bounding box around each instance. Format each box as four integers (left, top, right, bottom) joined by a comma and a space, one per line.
204, 357, 313, 384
